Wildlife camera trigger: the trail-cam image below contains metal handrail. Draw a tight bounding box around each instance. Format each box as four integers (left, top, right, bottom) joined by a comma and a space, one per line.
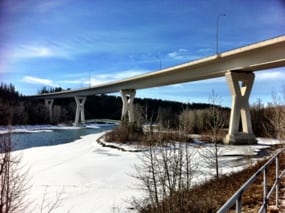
217, 148, 285, 213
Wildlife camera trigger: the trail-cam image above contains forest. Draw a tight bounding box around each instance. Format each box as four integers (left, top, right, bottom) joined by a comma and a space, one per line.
0, 83, 219, 126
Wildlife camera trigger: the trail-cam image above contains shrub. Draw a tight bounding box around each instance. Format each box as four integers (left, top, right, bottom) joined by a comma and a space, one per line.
104, 124, 144, 143
0, 133, 28, 213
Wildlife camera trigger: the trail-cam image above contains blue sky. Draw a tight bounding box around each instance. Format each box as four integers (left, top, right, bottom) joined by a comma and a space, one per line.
1, 0, 285, 106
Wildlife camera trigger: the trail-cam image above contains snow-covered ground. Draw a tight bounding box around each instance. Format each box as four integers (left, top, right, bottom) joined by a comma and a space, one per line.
17, 131, 141, 213
8, 127, 281, 213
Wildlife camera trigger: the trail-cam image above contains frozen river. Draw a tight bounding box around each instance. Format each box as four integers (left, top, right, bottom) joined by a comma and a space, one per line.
0, 124, 280, 212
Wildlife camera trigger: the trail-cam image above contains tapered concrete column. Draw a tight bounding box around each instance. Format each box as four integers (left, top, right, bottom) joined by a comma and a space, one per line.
120, 89, 136, 124
74, 96, 86, 126
225, 71, 256, 144
45, 99, 54, 123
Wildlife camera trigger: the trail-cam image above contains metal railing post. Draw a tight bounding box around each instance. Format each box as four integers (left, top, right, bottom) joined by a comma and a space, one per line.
217, 148, 285, 213
236, 193, 242, 213
263, 168, 268, 212
276, 156, 279, 208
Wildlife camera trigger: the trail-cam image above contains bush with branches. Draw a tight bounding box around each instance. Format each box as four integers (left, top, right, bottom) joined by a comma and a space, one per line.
0, 133, 28, 213
133, 140, 197, 212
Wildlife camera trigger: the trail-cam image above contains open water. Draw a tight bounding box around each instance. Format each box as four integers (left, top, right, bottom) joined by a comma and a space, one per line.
9, 124, 116, 151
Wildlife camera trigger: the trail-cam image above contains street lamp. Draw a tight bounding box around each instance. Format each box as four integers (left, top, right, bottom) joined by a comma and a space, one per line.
157, 52, 162, 70
89, 71, 91, 88
216, 13, 226, 55
159, 52, 161, 70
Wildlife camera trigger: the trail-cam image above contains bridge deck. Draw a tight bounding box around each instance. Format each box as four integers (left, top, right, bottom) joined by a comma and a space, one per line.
27, 35, 285, 100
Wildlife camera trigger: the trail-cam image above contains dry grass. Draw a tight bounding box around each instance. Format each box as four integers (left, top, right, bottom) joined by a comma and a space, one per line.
104, 125, 193, 145
104, 124, 144, 143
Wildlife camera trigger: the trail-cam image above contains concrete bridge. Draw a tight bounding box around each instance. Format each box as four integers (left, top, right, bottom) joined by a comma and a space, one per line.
28, 35, 285, 144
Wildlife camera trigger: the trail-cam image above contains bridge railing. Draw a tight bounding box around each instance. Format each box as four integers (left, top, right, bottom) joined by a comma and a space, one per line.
217, 148, 285, 213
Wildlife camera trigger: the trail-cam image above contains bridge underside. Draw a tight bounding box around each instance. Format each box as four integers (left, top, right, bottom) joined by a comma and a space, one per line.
44, 70, 257, 144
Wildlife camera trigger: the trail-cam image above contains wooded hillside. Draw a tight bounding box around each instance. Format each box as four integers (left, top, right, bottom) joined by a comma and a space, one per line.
0, 83, 220, 126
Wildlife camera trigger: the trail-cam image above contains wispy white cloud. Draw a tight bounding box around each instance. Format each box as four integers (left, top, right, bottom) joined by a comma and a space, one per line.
89, 69, 148, 86
198, 48, 213, 53
35, 0, 68, 12
100, 70, 146, 80
8, 32, 139, 60
168, 49, 187, 60
255, 71, 285, 81
167, 49, 199, 61
28, 69, 149, 89
23, 76, 57, 87
2, 0, 66, 13
9, 44, 72, 59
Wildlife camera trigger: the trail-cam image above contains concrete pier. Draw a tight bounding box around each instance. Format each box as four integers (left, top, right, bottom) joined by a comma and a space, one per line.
225, 71, 256, 144
74, 96, 86, 126
45, 99, 54, 123
120, 89, 136, 124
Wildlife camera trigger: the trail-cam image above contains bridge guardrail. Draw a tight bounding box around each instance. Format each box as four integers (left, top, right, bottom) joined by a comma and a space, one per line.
217, 148, 285, 213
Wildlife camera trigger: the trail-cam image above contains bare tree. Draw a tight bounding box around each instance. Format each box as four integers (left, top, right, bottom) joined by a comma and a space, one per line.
179, 108, 210, 135
270, 89, 285, 143
0, 132, 28, 213
139, 103, 157, 139
179, 108, 195, 135
133, 139, 197, 212
201, 90, 226, 179
39, 187, 64, 213
251, 99, 267, 137
0, 131, 64, 213
157, 107, 178, 130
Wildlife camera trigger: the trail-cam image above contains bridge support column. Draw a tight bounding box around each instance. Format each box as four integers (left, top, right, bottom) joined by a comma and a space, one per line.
45, 99, 54, 123
225, 71, 256, 144
120, 89, 136, 124
74, 96, 86, 126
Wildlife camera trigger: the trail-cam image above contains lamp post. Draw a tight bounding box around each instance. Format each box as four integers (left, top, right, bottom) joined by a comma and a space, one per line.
157, 52, 162, 70
89, 71, 91, 88
216, 13, 226, 55
159, 53, 161, 70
